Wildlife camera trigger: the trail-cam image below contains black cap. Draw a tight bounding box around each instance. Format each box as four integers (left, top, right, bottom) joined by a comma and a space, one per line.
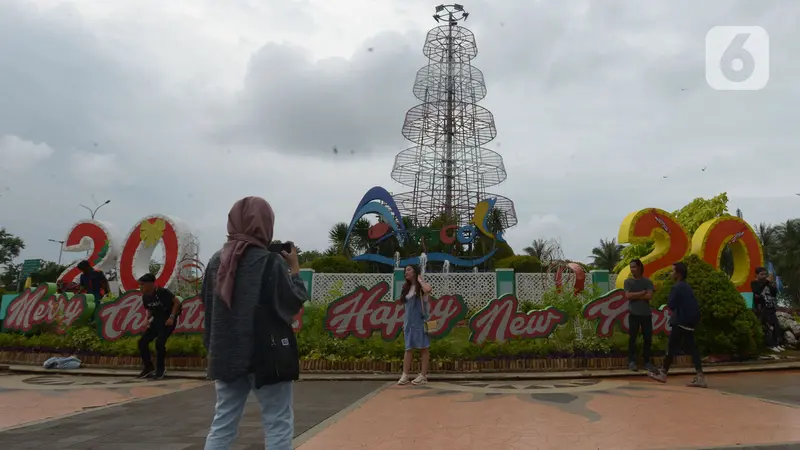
138, 273, 156, 283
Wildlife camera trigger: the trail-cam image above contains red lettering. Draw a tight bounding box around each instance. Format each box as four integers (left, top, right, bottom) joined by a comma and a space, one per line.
97, 291, 302, 341
324, 283, 467, 340
3, 285, 92, 334
174, 297, 204, 333
324, 283, 400, 339
439, 225, 457, 245
582, 289, 672, 337
97, 292, 149, 340
468, 295, 567, 344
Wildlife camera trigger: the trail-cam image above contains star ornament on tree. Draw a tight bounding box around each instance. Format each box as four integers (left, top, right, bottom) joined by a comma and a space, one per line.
140, 219, 166, 248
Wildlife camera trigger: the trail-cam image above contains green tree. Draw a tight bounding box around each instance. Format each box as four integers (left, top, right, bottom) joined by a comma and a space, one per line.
327, 219, 371, 258
0, 228, 25, 267
755, 222, 780, 265
298, 249, 323, 265
523, 238, 557, 263
303, 255, 363, 273
589, 238, 623, 271
495, 255, 542, 273
772, 219, 800, 306
30, 261, 67, 285
1, 263, 21, 290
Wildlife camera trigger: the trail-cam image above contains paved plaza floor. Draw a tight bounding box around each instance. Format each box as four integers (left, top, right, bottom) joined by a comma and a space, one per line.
0, 370, 798, 449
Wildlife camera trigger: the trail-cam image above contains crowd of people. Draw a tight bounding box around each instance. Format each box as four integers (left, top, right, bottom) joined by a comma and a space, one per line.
67, 196, 790, 449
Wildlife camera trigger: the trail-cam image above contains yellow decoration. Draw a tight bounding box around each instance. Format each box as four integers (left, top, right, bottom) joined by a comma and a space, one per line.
471, 199, 493, 239
615, 208, 690, 289
140, 219, 166, 248
24, 277, 32, 289
691, 216, 763, 292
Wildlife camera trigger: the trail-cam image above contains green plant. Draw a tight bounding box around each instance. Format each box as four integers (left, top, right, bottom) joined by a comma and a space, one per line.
65, 326, 102, 351
495, 255, 542, 273
651, 254, 763, 356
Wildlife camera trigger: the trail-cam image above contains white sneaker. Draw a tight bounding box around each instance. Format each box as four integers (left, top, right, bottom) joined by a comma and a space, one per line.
397, 374, 410, 385
770, 347, 781, 352
411, 374, 428, 385
777, 346, 785, 352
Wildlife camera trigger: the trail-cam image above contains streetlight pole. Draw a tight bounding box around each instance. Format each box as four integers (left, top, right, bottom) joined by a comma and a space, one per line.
48, 239, 65, 265
80, 199, 111, 220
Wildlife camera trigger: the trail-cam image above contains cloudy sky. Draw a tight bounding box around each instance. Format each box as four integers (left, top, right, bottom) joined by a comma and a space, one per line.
1, 0, 798, 268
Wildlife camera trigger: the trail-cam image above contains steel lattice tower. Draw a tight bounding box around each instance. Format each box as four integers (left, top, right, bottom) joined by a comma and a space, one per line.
391, 4, 517, 230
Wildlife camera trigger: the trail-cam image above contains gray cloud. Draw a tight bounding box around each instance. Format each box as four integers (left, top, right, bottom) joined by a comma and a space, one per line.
217, 32, 422, 156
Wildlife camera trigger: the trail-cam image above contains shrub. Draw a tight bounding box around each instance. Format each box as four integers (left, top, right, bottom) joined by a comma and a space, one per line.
495, 255, 542, 273
651, 254, 763, 356
303, 256, 363, 273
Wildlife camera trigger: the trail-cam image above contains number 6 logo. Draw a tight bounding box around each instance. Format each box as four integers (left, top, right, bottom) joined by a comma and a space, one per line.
705, 26, 769, 91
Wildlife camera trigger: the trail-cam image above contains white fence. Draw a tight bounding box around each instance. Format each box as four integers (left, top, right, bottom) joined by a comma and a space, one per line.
309, 271, 612, 310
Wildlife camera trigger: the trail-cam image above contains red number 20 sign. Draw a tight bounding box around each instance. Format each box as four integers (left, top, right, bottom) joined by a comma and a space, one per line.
57, 214, 192, 292
616, 208, 764, 293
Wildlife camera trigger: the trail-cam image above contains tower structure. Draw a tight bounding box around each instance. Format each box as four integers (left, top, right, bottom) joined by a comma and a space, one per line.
391, 4, 517, 230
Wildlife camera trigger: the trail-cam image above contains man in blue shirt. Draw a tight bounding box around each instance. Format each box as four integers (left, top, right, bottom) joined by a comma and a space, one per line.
648, 262, 706, 387
77, 260, 110, 303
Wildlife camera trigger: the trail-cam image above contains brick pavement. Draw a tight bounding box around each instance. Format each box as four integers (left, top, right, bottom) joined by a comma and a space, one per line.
296, 371, 800, 450
0, 380, 387, 449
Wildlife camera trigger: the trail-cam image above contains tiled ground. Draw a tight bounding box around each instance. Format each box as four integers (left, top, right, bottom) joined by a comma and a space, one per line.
296, 371, 800, 450
0, 373, 205, 431
2, 370, 799, 449
0, 374, 385, 449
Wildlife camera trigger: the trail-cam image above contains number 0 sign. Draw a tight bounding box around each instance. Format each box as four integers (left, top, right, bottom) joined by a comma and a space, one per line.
616, 208, 764, 293
58, 214, 193, 292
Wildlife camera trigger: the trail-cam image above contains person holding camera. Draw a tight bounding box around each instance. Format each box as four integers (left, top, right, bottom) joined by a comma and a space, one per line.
136, 273, 181, 380
203, 196, 308, 450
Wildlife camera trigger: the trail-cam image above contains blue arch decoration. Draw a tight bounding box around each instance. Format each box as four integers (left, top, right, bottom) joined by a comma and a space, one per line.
344, 186, 406, 248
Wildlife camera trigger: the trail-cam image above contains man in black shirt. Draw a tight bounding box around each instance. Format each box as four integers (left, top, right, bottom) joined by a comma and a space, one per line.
648, 262, 706, 387
751, 267, 783, 352
136, 273, 182, 379
77, 260, 110, 303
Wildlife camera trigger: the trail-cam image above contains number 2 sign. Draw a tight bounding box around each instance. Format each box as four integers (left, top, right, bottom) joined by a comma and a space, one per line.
616, 208, 764, 293
57, 214, 193, 292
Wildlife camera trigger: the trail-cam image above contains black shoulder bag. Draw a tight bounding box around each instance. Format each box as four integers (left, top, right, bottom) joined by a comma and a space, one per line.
250, 253, 300, 388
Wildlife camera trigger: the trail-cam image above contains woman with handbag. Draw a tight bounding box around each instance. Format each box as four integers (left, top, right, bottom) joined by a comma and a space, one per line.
202, 196, 309, 450
397, 265, 434, 386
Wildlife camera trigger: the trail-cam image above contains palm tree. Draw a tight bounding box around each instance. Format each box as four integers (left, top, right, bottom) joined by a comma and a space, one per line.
589, 238, 623, 271
756, 222, 780, 264
523, 238, 556, 263
327, 218, 371, 258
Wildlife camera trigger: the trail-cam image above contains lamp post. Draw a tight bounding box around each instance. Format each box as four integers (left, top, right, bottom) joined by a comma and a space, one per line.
48, 239, 65, 265
80, 199, 111, 220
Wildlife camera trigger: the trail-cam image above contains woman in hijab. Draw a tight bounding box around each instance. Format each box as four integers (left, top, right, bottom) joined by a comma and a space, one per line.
203, 196, 308, 450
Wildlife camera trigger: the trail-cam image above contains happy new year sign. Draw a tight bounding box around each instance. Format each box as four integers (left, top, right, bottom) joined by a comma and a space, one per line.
3, 282, 673, 342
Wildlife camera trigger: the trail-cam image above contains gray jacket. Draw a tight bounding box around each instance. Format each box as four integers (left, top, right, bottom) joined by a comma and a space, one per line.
201, 247, 308, 381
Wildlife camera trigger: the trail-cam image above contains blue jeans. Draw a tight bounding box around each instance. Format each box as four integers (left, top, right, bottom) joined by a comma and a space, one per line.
204, 375, 294, 450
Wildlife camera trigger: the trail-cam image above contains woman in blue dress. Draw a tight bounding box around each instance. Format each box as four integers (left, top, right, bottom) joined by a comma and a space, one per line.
397, 265, 433, 386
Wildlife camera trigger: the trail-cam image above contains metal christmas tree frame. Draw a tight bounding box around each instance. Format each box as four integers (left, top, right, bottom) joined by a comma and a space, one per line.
391, 4, 517, 230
